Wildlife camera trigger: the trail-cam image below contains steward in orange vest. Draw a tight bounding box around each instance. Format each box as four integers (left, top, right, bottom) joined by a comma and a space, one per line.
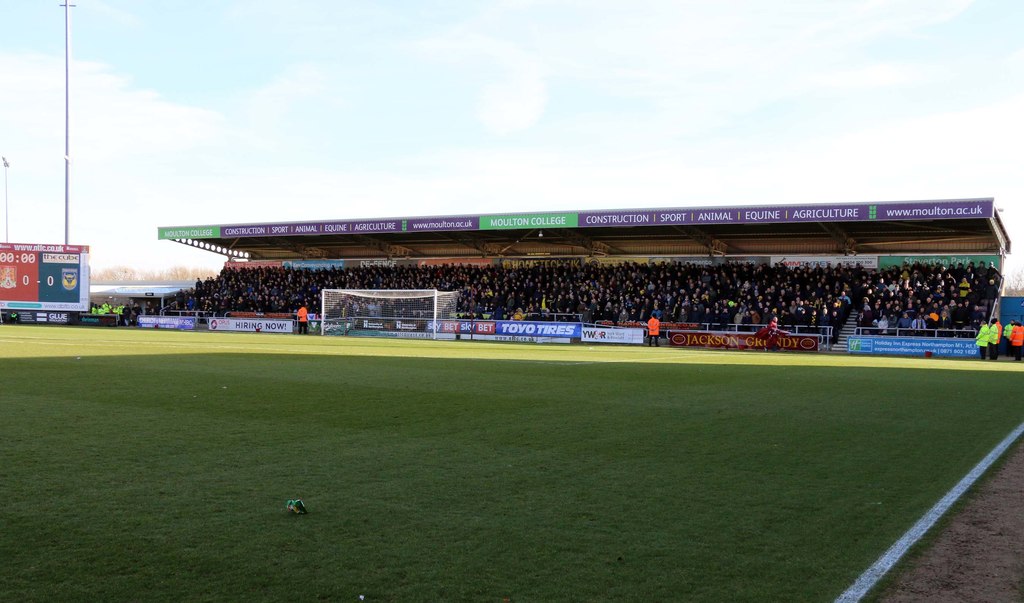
1010, 321, 1024, 362
647, 315, 661, 347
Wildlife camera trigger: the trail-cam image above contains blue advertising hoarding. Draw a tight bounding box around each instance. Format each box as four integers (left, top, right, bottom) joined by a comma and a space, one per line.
494, 321, 582, 338
848, 336, 978, 358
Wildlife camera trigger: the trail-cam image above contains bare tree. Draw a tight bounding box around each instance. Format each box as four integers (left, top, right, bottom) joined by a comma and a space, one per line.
91, 266, 217, 282
1003, 268, 1024, 296
158, 266, 217, 281
92, 266, 140, 281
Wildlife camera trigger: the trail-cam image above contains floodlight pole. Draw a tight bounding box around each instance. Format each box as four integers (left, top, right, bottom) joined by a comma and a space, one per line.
2, 156, 8, 243
62, 1, 75, 245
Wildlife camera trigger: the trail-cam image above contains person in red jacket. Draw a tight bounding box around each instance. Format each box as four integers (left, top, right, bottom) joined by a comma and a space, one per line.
755, 317, 789, 351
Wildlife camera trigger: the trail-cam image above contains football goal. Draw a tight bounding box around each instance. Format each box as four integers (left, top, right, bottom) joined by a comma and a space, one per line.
321, 289, 460, 339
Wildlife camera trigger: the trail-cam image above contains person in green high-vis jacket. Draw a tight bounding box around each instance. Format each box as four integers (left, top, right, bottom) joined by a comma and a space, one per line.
988, 318, 1001, 360
1004, 322, 1014, 357
976, 322, 991, 359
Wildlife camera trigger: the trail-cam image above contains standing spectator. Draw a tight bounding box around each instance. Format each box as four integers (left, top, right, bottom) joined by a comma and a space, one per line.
647, 313, 661, 347
896, 312, 913, 333
969, 305, 986, 329
983, 278, 999, 309
939, 306, 953, 336
859, 302, 874, 329
953, 301, 969, 330
958, 277, 972, 299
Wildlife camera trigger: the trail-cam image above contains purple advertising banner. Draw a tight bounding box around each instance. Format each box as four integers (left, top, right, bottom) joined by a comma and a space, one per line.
214, 216, 480, 238
167, 199, 993, 239
579, 199, 993, 227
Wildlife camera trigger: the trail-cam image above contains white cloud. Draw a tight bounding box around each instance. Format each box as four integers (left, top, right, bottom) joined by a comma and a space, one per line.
812, 63, 940, 89
476, 66, 547, 134
86, 0, 143, 28
0, 52, 226, 265
245, 63, 329, 130
3, 0, 1019, 275
412, 0, 981, 141
416, 32, 548, 134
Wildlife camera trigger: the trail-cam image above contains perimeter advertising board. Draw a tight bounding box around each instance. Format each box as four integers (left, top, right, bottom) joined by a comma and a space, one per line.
434, 320, 498, 336
344, 319, 458, 339
138, 316, 197, 330
495, 321, 581, 338
15, 311, 73, 324
208, 318, 294, 333
480, 320, 580, 343
0, 242, 90, 311
847, 336, 977, 358
581, 326, 645, 345
669, 330, 820, 352
77, 314, 119, 327
430, 319, 578, 342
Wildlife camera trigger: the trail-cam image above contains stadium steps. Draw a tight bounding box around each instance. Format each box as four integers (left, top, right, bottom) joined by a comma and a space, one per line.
833, 312, 859, 352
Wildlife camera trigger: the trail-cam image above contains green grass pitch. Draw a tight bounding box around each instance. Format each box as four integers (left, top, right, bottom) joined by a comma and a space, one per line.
1, 326, 1022, 602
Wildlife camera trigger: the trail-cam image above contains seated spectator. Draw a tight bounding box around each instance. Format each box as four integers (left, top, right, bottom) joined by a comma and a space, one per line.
875, 315, 889, 336
911, 314, 928, 336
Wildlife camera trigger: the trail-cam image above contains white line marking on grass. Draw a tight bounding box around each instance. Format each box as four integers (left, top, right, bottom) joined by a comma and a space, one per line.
514, 360, 599, 366
835, 420, 1024, 603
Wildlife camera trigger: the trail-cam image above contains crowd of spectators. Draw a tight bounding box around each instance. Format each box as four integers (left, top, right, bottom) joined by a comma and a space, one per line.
168, 258, 1001, 339
853, 261, 1000, 336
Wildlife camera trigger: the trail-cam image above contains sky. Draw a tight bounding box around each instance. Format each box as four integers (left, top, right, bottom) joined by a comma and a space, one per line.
1, 0, 1022, 273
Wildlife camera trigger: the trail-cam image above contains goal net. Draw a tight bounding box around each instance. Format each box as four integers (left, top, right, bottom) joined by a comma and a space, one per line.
321, 289, 460, 339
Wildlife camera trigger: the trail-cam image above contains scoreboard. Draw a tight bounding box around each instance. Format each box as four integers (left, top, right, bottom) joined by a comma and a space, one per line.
0, 242, 90, 312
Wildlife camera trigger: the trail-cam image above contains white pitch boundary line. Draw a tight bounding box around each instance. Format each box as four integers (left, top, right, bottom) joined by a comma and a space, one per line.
835, 420, 1024, 603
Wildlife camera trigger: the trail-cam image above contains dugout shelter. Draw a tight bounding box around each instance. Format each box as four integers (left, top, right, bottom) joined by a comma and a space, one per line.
158, 198, 1010, 268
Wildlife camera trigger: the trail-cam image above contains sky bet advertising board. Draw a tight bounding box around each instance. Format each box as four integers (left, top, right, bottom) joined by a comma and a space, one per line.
0, 243, 90, 312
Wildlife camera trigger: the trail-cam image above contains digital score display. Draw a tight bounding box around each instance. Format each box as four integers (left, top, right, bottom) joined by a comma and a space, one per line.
0, 242, 90, 312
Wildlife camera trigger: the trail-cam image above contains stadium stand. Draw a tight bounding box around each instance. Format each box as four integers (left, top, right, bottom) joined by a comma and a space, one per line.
166, 258, 1000, 339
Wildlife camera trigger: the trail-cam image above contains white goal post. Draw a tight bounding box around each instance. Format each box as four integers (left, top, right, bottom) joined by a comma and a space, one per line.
320, 289, 460, 339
